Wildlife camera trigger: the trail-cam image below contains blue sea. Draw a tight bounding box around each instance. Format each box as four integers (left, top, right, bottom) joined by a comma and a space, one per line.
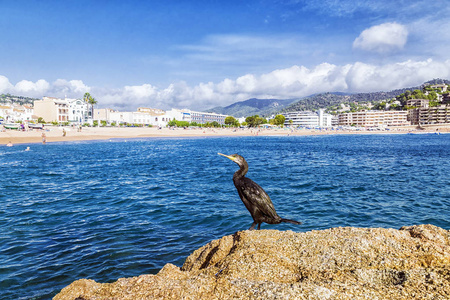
1, 134, 449, 299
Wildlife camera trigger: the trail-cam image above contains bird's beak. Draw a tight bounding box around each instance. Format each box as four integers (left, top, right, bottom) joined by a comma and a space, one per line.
218, 153, 235, 161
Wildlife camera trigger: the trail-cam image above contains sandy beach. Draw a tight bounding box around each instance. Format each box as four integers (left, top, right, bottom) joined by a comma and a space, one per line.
1, 124, 449, 146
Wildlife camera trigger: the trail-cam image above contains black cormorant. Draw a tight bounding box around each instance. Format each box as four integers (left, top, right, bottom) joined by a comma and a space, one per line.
218, 153, 302, 230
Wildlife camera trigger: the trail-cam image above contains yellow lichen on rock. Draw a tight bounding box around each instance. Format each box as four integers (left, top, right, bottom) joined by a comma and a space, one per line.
54, 225, 450, 300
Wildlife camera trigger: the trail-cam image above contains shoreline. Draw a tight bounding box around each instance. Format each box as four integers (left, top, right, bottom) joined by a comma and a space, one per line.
1, 125, 449, 146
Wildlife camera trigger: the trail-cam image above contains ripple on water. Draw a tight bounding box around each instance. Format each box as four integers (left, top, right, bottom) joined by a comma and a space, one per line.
0, 134, 449, 299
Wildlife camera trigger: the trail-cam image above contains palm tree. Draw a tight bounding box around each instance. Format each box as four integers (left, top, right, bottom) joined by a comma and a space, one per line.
83, 92, 98, 123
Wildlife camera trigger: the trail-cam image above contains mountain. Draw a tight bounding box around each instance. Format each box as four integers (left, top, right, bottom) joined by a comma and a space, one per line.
284, 78, 450, 113
208, 79, 450, 117
208, 98, 298, 118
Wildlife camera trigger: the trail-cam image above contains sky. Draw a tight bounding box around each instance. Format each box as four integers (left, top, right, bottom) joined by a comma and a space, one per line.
1, 0, 450, 111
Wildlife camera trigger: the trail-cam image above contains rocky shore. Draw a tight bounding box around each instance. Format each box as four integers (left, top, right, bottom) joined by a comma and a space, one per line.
54, 224, 450, 299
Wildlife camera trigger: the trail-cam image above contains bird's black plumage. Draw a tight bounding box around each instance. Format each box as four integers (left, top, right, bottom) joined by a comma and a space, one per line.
218, 153, 302, 230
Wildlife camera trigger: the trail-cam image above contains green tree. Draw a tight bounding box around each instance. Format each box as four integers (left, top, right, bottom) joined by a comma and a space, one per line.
271, 114, 285, 126
168, 119, 177, 127
225, 116, 237, 126
245, 115, 255, 126
245, 115, 267, 127
373, 102, 387, 110
411, 89, 425, 99
168, 119, 190, 127
427, 91, 438, 100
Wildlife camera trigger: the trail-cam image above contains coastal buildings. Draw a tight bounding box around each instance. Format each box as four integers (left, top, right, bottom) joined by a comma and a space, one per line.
6, 86, 450, 128
33, 97, 93, 124
0, 104, 35, 122
283, 109, 333, 127
406, 98, 450, 125
417, 105, 450, 125
33, 97, 70, 123
28, 95, 228, 127
154, 108, 227, 125
91, 107, 228, 127
97, 107, 169, 127
190, 110, 227, 124
338, 110, 409, 127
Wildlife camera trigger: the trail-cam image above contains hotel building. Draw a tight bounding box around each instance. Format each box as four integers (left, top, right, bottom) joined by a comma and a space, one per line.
283, 109, 333, 127
338, 110, 408, 127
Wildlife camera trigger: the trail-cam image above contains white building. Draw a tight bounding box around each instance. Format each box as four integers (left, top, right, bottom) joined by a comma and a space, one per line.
0, 102, 35, 122
33, 96, 92, 124
68, 98, 90, 123
0, 104, 14, 122
283, 109, 333, 127
93, 107, 228, 127
165, 108, 192, 123
165, 108, 228, 125
96, 107, 173, 127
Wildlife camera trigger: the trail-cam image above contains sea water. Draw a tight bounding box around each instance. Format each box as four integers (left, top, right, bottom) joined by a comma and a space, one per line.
0, 134, 449, 299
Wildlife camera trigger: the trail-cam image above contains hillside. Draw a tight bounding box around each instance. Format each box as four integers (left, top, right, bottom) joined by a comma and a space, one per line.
283, 79, 450, 113
209, 98, 298, 118
209, 79, 450, 117
0, 94, 38, 105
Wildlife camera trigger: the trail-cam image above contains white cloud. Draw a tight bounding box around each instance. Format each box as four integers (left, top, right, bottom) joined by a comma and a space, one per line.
0, 78, 91, 99
353, 22, 408, 53
0, 75, 14, 92
52, 79, 90, 95
345, 59, 450, 92
93, 58, 450, 111
123, 84, 157, 99
1, 58, 450, 112
15, 79, 50, 95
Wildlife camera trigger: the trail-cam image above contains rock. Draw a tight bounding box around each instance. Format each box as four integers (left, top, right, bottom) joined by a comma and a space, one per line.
54, 224, 450, 299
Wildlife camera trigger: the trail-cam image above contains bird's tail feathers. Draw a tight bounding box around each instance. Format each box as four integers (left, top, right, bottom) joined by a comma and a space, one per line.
281, 218, 302, 225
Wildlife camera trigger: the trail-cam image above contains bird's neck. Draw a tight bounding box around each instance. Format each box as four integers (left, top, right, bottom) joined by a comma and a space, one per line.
233, 162, 248, 179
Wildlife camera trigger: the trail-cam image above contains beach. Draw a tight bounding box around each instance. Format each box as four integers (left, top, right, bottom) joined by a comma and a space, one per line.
1, 125, 449, 145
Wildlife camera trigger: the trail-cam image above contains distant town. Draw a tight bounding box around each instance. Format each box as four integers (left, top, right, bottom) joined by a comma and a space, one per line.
1, 83, 450, 129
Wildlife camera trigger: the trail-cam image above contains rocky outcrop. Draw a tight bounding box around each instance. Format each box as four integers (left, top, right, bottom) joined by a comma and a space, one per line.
54, 225, 450, 299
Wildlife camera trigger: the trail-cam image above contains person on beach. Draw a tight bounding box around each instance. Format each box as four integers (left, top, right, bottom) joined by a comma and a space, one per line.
63, 128, 66, 137
42, 132, 46, 144
6, 141, 13, 147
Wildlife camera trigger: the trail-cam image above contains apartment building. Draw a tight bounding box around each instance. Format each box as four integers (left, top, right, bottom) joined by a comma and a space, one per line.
406, 99, 429, 107
418, 105, 450, 125
338, 110, 408, 127
33, 97, 70, 123
283, 109, 333, 127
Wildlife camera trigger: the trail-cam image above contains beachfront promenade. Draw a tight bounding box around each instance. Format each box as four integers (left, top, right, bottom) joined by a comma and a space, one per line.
1, 125, 449, 145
